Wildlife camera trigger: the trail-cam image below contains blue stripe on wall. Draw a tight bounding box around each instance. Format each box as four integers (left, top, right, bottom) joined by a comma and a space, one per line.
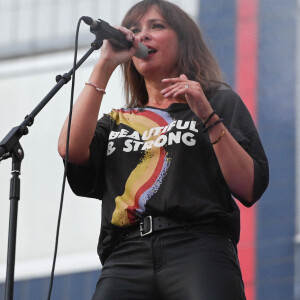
257, 0, 297, 299
0, 270, 100, 300
198, 0, 236, 86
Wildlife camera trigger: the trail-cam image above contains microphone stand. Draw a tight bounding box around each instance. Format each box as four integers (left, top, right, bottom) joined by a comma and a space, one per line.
0, 28, 104, 300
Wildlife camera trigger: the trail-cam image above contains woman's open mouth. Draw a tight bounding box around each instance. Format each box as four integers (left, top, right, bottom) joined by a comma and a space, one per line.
147, 46, 157, 56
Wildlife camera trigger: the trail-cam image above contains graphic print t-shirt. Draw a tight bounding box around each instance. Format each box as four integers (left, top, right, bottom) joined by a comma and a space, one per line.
66, 88, 269, 264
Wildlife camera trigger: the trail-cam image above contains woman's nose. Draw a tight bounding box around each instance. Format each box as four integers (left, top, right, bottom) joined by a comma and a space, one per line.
138, 31, 151, 43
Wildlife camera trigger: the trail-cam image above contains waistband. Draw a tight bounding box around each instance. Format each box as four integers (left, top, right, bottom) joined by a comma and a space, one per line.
120, 215, 228, 241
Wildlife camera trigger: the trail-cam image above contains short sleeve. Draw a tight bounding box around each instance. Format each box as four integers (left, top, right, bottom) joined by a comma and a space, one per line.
212, 89, 269, 206
65, 114, 111, 199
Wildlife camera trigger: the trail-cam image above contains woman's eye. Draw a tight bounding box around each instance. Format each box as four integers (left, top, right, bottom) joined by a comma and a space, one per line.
131, 28, 140, 34
152, 23, 164, 29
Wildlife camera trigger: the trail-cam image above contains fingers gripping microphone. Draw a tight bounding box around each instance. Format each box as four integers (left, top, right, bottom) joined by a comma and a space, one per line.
82, 16, 148, 59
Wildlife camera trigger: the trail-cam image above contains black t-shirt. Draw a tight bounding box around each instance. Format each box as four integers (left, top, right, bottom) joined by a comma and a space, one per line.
66, 88, 269, 264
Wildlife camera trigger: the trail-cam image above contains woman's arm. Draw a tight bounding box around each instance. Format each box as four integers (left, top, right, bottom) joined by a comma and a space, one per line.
206, 115, 254, 203
161, 74, 259, 205
58, 60, 115, 165
58, 28, 138, 165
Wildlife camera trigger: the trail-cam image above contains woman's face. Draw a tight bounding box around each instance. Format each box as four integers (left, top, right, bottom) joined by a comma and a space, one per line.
130, 6, 179, 80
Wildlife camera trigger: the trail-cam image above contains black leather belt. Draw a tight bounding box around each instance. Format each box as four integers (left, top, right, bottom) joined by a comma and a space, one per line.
120, 215, 223, 240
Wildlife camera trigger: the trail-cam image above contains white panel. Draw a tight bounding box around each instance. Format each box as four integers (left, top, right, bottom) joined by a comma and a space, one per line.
0, 0, 13, 9
35, 4, 57, 40
19, 0, 35, 5
0, 11, 14, 45
17, 7, 35, 42
56, 1, 75, 38
176, 0, 199, 20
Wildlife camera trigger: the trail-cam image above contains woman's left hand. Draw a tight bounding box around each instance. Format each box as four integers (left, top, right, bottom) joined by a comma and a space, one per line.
161, 74, 213, 121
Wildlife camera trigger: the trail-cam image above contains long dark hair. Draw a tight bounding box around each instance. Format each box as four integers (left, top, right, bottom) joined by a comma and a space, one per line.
121, 0, 224, 107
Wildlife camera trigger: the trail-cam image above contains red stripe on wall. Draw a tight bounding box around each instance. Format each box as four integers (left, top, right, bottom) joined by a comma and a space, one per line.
235, 0, 258, 300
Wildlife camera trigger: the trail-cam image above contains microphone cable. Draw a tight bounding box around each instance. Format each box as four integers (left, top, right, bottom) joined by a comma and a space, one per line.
46, 16, 84, 300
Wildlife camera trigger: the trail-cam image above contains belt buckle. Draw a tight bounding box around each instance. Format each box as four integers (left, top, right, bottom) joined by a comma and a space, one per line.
140, 216, 153, 237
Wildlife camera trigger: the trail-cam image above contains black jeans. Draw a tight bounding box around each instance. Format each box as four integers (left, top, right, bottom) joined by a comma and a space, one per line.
92, 226, 246, 300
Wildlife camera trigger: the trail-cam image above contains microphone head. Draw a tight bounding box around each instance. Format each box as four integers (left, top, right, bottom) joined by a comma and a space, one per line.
135, 43, 149, 59
82, 16, 94, 25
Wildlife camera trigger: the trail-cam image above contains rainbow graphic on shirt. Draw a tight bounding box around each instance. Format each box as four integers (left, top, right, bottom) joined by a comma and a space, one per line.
109, 108, 174, 227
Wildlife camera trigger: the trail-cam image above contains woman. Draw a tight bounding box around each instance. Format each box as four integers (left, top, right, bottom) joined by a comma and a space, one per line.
58, 0, 269, 299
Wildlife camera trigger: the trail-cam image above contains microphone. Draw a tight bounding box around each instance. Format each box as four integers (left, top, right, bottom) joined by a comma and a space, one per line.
82, 16, 149, 59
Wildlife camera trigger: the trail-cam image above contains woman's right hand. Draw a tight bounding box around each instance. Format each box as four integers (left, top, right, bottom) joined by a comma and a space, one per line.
99, 26, 139, 69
